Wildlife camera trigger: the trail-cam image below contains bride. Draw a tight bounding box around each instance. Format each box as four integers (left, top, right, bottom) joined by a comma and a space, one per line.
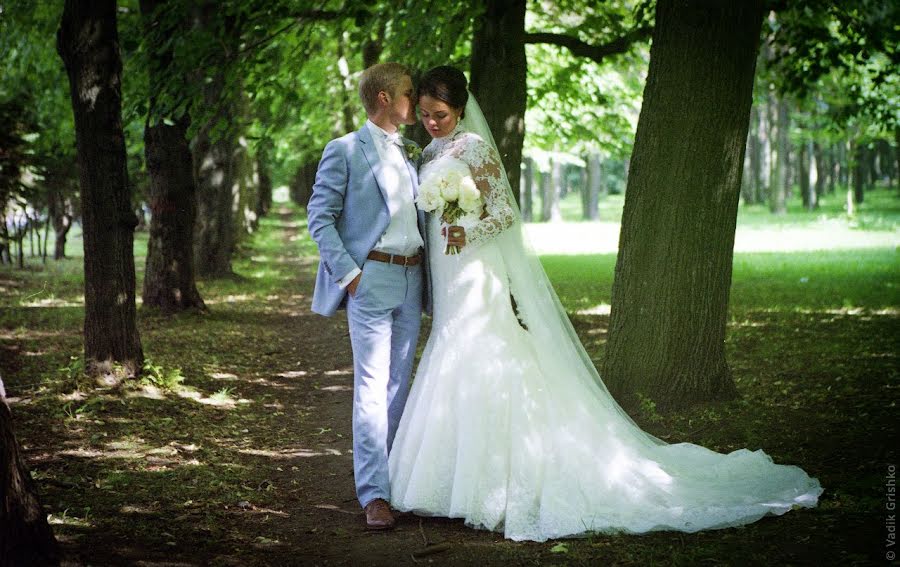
388, 66, 822, 542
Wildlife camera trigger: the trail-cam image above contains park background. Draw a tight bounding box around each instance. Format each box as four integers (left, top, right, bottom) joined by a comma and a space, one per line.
1, 0, 897, 565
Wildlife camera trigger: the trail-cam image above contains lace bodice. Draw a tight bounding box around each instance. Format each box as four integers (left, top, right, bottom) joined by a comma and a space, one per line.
421, 126, 517, 248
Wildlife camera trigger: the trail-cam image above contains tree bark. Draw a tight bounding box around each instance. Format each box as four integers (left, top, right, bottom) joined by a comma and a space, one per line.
142, 112, 206, 313
584, 153, 602, 220
521, 156, 534, 222
291, 161, 318, 209
813, 141, 826, 200
769, 96, 789, 214
470, 0, 527, 207
540, 160, 562, 222
748, 105, 764, 204
57, 0, 144, 376
602, 0, 765, 410
255, 146, 273, 221
192, 5, 237, 278
140, 0, 205, 314
853, 142, 866, 204
1, 378, 60, 566
799, 141, 815, 210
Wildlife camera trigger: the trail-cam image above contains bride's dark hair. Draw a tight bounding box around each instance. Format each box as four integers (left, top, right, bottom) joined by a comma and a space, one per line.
417, 66, 468, 118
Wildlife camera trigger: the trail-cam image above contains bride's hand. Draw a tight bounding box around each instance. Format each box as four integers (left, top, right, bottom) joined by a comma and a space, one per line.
443, 225, 466, 249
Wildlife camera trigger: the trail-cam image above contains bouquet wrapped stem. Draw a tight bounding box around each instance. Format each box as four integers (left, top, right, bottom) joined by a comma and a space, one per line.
441, 203, 465, 255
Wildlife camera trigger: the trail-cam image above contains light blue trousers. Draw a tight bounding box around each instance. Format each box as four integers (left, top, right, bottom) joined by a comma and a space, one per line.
346, 259, 423, 508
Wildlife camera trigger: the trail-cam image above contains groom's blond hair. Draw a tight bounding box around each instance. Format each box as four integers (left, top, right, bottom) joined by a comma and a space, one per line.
359, 62, 410, 115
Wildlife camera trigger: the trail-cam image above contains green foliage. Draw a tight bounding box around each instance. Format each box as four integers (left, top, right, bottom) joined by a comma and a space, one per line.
141, 357, 186, 391
58, 354, 88, 392
525, 0, 649, 159
635, 392, 663, 423
766, 0, 899, 133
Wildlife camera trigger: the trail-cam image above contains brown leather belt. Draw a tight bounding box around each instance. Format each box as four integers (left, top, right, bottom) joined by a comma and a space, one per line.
367, 250, 423, 267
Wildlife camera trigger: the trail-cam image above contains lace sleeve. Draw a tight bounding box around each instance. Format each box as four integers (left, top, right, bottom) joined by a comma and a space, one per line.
451, 135, 516, 248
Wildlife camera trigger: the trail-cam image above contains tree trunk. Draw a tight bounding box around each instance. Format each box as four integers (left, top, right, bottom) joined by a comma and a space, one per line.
760, 85, 775, 204
853, 142, 866, 204
895, 128, 900, 192
255, 147, 273, 221
743, 105, 761, 204
57, 0, 144, 376
291, 161, 318, 209
1, 378, 60, 566
192, 5, 236, 278
584, 152, 602, 220
541, 161, 562, 222
839, 140, 850, 187
192, 102, 235, 278
876, 139, 894, 189
799, 141, 814, 210
769, 96, 788, 214
470, 0, 527, 207
813, 141, 826, 200
141, 112, 206, 313
140, 0, 205, 314
602, 0, 764, 410
521, 156, 534, 221
751, 104, 765, 204
362, 20, 385, 69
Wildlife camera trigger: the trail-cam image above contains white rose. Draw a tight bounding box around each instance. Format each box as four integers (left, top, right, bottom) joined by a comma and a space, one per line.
439, 172, 460, 201
457, 176, 481, 213
415, 178, 445, 212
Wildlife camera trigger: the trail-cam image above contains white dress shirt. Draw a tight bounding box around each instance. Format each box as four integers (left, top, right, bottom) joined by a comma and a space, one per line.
338, 120, 424, 288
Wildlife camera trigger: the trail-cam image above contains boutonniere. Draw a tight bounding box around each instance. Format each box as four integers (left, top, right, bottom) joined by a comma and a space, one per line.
403, 143, 423, 163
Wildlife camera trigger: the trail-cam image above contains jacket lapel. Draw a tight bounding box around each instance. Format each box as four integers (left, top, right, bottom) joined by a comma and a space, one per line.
357, 126, 391, 207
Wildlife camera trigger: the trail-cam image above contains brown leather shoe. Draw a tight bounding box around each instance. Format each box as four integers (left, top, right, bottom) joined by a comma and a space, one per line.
364, 498, 395, 530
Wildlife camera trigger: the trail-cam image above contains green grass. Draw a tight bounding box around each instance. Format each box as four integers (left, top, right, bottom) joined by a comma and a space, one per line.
541, 248, 898, 315
552, 182, 900, 230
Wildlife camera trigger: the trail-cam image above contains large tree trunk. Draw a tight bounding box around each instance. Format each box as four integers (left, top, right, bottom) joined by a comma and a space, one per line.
470, 0, 526, 207
602, 0, 764, 410
1, 378, 60, 566
142, 112, 206, 313
58, 0, 144, 376
140, 0, 205, 314
769, 96, 789, 214
192, 5, 237, 277
193, 96, 235, 278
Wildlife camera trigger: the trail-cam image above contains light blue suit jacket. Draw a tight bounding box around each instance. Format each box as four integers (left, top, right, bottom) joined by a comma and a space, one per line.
307, 125, 430, 316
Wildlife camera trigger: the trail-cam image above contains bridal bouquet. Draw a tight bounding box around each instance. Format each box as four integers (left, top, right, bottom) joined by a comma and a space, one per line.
416, 158, 482, 254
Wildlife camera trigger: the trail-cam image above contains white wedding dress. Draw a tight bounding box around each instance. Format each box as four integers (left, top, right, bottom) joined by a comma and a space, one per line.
388, 118, 822, 542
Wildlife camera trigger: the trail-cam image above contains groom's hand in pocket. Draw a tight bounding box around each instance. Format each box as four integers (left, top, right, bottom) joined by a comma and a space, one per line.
347, 273, 362, 297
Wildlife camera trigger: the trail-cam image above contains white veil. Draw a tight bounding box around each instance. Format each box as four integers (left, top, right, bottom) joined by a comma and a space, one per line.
459, 93, 663, 444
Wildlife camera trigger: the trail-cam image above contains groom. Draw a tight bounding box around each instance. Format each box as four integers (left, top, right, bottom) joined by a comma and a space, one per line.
307, 62, 428, 530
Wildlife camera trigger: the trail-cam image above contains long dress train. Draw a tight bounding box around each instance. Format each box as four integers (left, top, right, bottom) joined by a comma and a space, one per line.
388, 124, 822, 542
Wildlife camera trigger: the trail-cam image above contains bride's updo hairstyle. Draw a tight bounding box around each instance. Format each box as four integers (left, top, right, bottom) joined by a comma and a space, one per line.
418, 66, 468, 118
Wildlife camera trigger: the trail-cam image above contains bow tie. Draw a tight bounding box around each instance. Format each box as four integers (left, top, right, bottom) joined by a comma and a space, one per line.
382, 132, 402, 146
